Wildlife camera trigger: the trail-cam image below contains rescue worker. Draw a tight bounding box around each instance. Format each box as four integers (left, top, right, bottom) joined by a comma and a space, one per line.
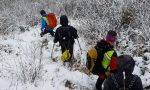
95, 30, 118, 90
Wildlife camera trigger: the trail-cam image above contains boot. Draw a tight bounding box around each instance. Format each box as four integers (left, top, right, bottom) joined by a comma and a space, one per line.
40, 32, 43, 37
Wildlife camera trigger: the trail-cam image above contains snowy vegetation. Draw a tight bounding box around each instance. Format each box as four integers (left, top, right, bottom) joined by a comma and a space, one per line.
0, 0, 150, 90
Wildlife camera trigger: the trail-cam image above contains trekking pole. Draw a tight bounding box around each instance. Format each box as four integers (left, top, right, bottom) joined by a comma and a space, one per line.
77, 38, 83, 54
51, 43, 55, 60
123, 71, 126, 90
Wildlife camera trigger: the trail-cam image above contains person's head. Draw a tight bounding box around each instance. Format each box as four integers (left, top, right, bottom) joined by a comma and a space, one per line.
117, 55, 135, 75
60, 15, 68, 26
106, 30, 117, 44
40, 10, 46, 16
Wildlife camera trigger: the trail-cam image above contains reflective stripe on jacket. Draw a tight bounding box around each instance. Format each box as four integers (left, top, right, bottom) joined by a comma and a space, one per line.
42, 17, 50, 25
41, 17, 53, 32
41, 17, 46, 31
102, 50, 115, 70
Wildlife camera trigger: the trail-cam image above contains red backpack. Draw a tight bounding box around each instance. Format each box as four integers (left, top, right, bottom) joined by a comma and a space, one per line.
46, 13, 57, 28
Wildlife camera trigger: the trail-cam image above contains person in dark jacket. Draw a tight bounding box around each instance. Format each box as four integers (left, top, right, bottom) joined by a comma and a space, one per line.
103, 55, 143, 90
95, 30, 118, 90
53, 15, 78, 62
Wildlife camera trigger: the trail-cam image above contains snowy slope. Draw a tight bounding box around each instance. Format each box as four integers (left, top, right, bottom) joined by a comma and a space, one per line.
0, 25, 150, 90
0, 26, 98, 90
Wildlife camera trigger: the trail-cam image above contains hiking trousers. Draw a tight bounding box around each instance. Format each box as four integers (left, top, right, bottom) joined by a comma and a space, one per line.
40, 28, 54, 37
96, 77, 105, 90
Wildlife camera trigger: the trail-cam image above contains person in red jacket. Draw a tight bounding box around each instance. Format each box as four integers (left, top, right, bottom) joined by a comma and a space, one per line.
95, 30, 118, 90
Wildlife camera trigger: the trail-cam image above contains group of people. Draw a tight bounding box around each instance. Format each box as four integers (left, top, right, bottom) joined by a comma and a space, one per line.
40, 10, 78, 62
40, 10, 143, 90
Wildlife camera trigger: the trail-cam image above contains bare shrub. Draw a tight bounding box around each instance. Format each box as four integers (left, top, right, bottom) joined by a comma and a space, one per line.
0, 41, 46, 84
17, 41, 45, 83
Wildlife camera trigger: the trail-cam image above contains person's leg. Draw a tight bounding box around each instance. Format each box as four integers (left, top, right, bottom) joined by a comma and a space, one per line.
40, 31, 44, 37
47, 28, 54, 37
40, 32, 43, 37
96, 77, 104, 90
61, 42, 70, 66
40, 29, 48, 37
66, 43, 74, 68
49, 30, 54, 37
68, 44, 73, 61
60, 42, 66, 54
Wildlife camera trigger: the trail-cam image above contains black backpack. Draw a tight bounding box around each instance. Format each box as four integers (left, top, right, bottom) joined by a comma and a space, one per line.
86, 40, 113, 75
111, 74, 138, 90
58, 27, 71, 42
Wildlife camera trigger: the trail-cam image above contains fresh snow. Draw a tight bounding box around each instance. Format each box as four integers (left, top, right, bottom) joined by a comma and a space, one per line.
0, 25, 150, 90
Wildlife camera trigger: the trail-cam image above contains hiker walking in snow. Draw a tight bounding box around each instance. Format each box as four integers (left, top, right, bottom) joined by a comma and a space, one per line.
40, 10, 57, 37
103, 55, 143, 90
53, 15, 78, 62
95, 30, 118, 90
87, 30, 118, 90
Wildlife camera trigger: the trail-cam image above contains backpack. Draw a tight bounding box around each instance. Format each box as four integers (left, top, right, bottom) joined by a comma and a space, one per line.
86, 47, 98, 73
46, 13, 57, 28
111, 74, 138, 90
86, 40, 113, 75
59, 27, 71, 42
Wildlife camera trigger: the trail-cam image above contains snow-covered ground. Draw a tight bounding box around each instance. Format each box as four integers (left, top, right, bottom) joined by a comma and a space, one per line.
0, 25, 150, 90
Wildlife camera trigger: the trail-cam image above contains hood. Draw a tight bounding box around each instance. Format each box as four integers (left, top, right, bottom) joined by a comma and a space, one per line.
96, 40, 113, 51
60, 15, 68, 26
117, 55, 135, 75
40, 10, 46, 16
106, 30, 117, 44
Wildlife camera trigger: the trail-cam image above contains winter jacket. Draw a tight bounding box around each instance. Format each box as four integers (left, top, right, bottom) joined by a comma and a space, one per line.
103, 55, 143, 90
40, 15, 53, 32
94, 40, 118, 79
54, 15, 78, 44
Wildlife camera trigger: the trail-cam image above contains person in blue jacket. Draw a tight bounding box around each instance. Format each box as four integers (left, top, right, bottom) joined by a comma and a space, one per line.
40, 10, 55, 37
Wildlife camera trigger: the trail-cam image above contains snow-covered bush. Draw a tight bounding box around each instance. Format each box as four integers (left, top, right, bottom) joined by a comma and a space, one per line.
17, 42, 44, 83
0, 39, 45, 83
0, 0, 150, 89
72, 0, 150, 56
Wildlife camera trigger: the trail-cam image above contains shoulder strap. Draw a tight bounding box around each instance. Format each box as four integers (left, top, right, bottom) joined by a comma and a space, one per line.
58, 26, 71, 48
102, 50, 115, 70
111, 74, 138, 89
111, 74, 119, 88
128, 75, 138, 89
65, 27, 71, 47
42, 17, 49, 25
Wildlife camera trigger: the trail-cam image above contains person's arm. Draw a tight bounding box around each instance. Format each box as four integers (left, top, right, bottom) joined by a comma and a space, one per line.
53, 28, 59, 43
103, 78, 111, 90
41, 17, 46, 32
135, 77, 143, 90
71, 26, 78, 39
